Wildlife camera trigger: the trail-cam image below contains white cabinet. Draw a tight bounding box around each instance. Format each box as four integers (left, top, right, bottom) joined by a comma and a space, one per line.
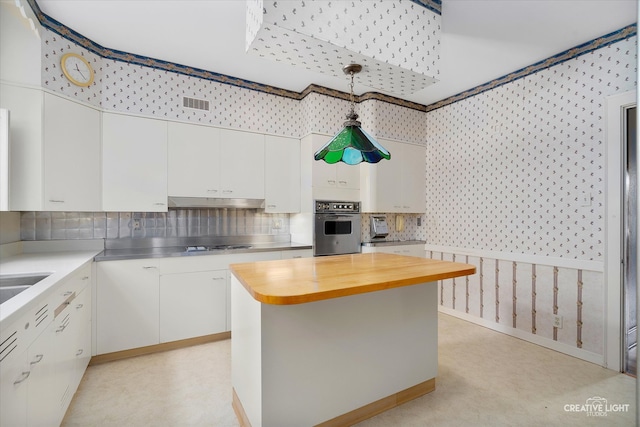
168, 123, 265, 200
95, 250, 299, 354
311, 134, 360, 189
25, 328, 55, 425
0, 349, 28, 426
43, 92, 102, 211
159, 270, 228, 343
219, 128, 265, 199
265, 135, 300, 213
0, 84, 101, 211
168, 122, 221, 197
102, 113, 168, 212
361, 243, 425, 258
280, 249, 313, 259
0, 262, 92, 427
96, 258, 160, 354
361, 139, 426, 213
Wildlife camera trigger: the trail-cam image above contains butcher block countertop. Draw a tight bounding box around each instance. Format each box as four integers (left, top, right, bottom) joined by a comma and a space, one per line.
229, 253, 476, 305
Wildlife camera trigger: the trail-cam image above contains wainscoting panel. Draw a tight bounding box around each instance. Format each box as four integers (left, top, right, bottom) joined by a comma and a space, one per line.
430, 249, 604, 364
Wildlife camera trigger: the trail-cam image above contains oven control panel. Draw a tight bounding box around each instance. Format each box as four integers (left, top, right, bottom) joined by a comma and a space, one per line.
315, 200, 360, 213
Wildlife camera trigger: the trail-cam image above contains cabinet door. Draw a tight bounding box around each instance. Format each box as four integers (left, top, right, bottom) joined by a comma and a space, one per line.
311, 134, 338, 188
43, 93, 101, 211
102, 113, 168, 212
96, 259, 160, 354
71, 287, 91, 387
401, 143, 426, 212
219, 129, 264, 199
265, 135, 300, 213
27, 324, 59, 426
310, 133, 360, 190
373, 139, 402, 212
159, 270, 228, 343
0, 83, 43, 210
0, 350, 28, 427
335, 161, 360, 190
168, 122, 221, 197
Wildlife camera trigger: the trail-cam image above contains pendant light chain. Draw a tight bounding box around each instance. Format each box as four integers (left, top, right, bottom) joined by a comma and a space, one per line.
349, 69, 355, 114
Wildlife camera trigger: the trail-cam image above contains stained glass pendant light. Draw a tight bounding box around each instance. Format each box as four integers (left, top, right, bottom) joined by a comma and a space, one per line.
314, 64, 391, 165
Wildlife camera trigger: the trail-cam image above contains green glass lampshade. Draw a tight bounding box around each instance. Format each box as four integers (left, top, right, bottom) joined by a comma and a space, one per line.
314, 117, 391, 165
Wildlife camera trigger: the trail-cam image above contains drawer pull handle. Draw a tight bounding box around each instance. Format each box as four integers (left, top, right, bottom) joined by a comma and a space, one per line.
142, 266, 157, 270
56, 324, 67, 333
48, 199, 65, 203
63, 291, 73, 297
30, 354, 44, 365
14, 371, 30, 384
76, 303, 84, 309
153, 202, 166, 206
82, 276, 89, 280
212, 277, 225, 281
76, 349, 84, 356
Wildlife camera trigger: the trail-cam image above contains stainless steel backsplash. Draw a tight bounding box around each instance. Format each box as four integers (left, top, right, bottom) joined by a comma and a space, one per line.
20, 209, 290, 240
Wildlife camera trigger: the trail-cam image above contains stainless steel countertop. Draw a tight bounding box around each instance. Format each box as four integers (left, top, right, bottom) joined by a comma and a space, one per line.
94, 241, 312, 261
361, 240, 426, 247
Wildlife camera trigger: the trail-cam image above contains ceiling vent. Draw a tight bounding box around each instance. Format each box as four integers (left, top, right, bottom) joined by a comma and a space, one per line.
183, 96, 210, 111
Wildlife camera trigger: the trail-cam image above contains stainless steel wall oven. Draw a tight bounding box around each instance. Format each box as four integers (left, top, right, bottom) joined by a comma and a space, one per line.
314, 200, 362, 256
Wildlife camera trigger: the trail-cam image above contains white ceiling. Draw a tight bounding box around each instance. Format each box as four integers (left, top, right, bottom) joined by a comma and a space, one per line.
36, 0, 637, 106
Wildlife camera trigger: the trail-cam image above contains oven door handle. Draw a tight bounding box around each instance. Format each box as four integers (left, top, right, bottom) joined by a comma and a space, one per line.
322, 215, 356, 220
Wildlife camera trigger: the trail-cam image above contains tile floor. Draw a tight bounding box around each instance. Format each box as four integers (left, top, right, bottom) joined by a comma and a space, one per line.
62, 314, 637, 427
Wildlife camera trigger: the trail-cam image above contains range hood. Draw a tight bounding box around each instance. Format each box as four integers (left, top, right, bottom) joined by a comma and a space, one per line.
168, 197, 265, 209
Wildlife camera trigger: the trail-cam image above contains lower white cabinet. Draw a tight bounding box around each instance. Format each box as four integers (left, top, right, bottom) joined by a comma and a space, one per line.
0, 349, 29, 426
96, 258, 160, 354
95, 250, 303, 354
0, 263, 92, 427
159, 270, 228, 343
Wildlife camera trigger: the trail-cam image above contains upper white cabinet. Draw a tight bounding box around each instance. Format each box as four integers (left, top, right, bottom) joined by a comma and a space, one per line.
1, 84, 101, 211
265, 135, 300, 213
311, 133, 360, 190
102, 112, 168, 212
219, 128, 264, 199
43, 93, 102, 211
168, 122, 220, 197
360, 139, 426, 213
168, 123, 265, 200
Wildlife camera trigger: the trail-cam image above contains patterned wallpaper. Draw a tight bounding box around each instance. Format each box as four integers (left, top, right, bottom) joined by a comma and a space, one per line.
247, 0, 441, 95
425, 35, 637, 261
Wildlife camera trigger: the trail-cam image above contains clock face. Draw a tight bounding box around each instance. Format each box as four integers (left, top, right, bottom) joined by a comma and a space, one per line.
61, 53, 94, 87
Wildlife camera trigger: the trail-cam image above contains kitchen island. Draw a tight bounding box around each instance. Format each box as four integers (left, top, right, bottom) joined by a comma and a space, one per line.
229, 253, 475, 427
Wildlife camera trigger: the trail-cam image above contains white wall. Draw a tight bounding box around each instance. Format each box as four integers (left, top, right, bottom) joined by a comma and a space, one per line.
0, 211, 20, 244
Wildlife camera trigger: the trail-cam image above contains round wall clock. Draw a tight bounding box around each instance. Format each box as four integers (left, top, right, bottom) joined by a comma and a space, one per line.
60, 53, 95, 87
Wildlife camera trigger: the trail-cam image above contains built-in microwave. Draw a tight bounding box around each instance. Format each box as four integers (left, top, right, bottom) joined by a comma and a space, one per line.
313, 200, 362, 257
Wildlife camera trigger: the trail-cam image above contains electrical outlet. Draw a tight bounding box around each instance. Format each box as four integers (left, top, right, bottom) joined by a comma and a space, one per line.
132, 219, 141, 230
417, 217, 422, 226
273, 219, 283, 230
553, 315, 563, 329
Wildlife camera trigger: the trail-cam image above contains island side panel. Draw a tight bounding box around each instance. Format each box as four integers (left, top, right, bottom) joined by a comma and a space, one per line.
261, 282, 438, 426
231, 275, 263, 426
